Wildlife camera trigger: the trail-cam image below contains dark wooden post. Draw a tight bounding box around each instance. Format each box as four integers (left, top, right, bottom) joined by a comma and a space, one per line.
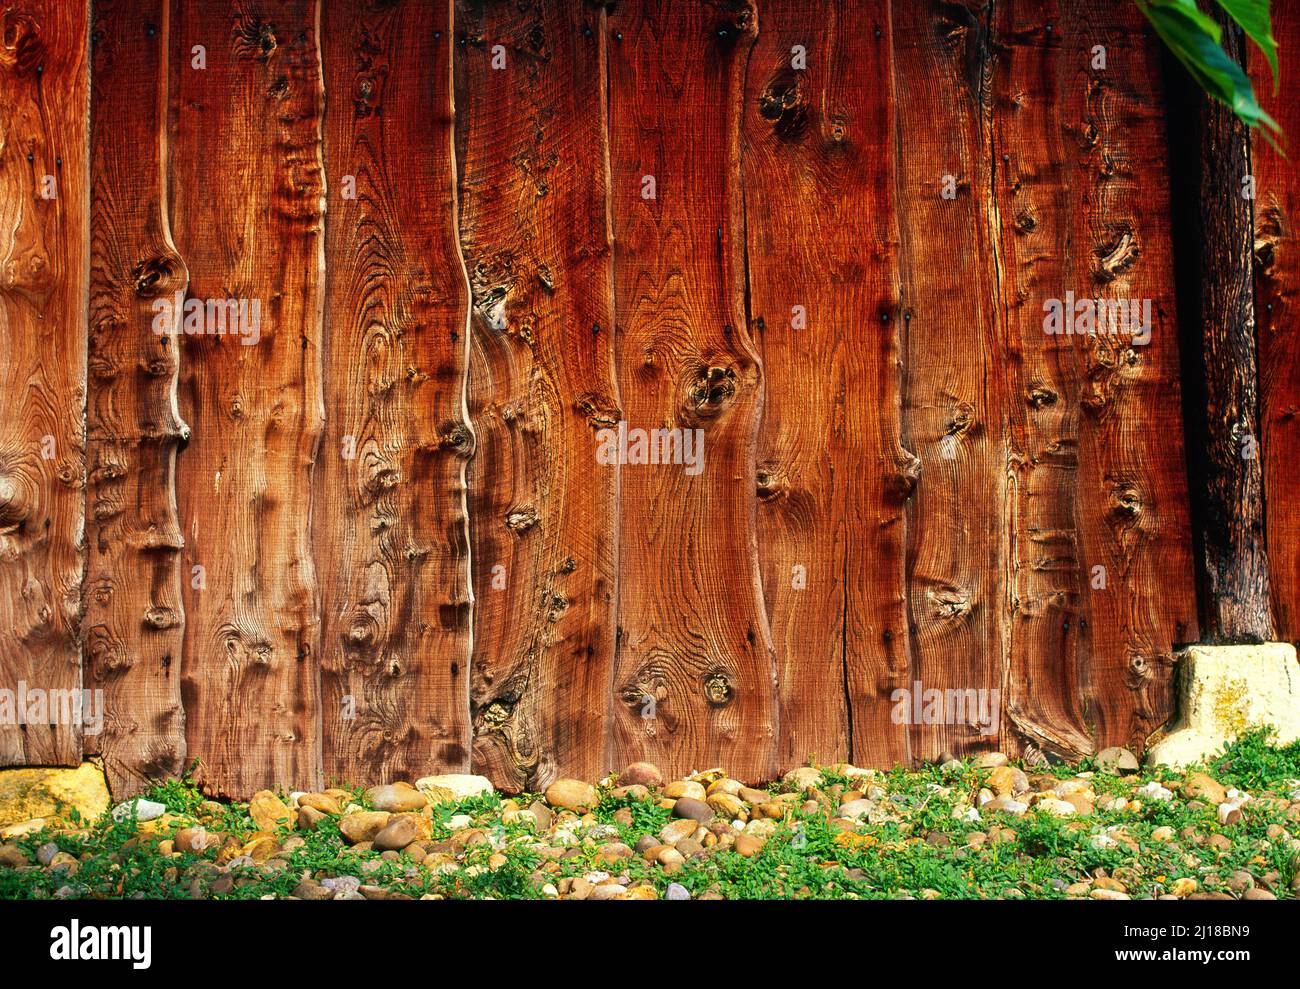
1183, 12, 1276, 642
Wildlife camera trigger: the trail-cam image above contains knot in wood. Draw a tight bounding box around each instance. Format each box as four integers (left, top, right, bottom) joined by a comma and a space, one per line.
758, 70, 809, 140
482, 698, 513, 729
1125, 652, 1155, 689
574, 392, 621, 430
234, 16, 277, 61
440, 423, 473, 456
505, 505, 539, 532
704, 672, 732, 706
888, 449, 922, 501
131, 252, 184, 299
1094, 225, 1141, 283
85, 624, 129, 672
1027, 384, 1058, 408
686, 365, 738, 421
0, 10, 43, 76
927, 584, 972, 622
0, 470, 32, 527
1108, 480, 1144, 524
143, 606, 180, 630
755, 463, 788, 502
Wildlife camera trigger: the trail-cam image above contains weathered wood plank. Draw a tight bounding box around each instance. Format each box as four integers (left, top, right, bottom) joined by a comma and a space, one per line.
1062, 3, 1198, 750
992, 5, 1102, 759
171, 0, 326, 796
892, 0, 1006, 760
316, 0, 472, 788
993, 2, 1198, 758
456, 0, 618, 790
606, 0, 778, 781
743, 0, 909, 768
0, 0, 89, 766
86, 0, 188, 795
1253, 13, 1300, 641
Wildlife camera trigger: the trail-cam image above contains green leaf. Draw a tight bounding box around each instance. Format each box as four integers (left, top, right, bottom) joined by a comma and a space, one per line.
1137, 0, 1280, 135
1142, 0, 1223, 43
1213, 0, 1279, 86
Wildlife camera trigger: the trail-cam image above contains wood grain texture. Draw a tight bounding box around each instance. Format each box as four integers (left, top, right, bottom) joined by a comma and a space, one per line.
0, 1, 1232, 791
892, 0, 1006, 760
171, 0, 326, 796
317, 0, 472, 788
456, 0, 619, 791
0, 0, 89, 767
991, 4, 1103, 759
606, 0, 778, 781
1252, 11, 1300, 641
86, 0, 188, 794
743, 0, 909, 768
993, 2, 1198, 758
1058, 3, 1197, 751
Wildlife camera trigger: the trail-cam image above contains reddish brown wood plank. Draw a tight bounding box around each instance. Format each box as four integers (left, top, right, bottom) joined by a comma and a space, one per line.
0, 0, 89, 767
86, 0, 188, 795
316, 0, 472, 788
743, 0, 909, 769
993, 2, 1197, 758
456, 0, 619, 790
991, 6, 1090, 759
892, 0, 1006, 760
606, 0, 778, 781
1064, 3, 1197, 751
1254, 13, 1300, 641
170, 0, 326, 796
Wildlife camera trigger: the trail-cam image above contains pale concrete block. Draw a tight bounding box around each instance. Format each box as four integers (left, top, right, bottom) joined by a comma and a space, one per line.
415, 774, 494, 803
1146, 643, 1300, 769
0, 761, 110, 829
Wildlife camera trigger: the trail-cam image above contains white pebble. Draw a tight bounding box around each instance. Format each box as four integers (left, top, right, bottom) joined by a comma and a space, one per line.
111, 799, 166, 823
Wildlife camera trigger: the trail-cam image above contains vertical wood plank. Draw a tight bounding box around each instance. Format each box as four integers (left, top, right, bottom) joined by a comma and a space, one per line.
1065, 3, 1197, 750
455, 0, 618, 790
743, 0, 909, 769
171, 0, 326, 796
993, 2, 1197, 758
992, 4, 1090, 758
836, 3, 911, 769
317, 0, 472, 787
892, 0, 1006, 760
86, 0, 188, 794
1253, 14, 1300, 641
606, 0, 778, 781
0, 0, 89, 767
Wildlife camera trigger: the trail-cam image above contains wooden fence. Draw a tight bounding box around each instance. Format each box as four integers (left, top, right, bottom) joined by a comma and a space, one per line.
0, 0, 1295, 799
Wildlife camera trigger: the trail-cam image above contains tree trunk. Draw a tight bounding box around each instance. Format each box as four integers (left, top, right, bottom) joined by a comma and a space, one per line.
1183, 13, 1276, 642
